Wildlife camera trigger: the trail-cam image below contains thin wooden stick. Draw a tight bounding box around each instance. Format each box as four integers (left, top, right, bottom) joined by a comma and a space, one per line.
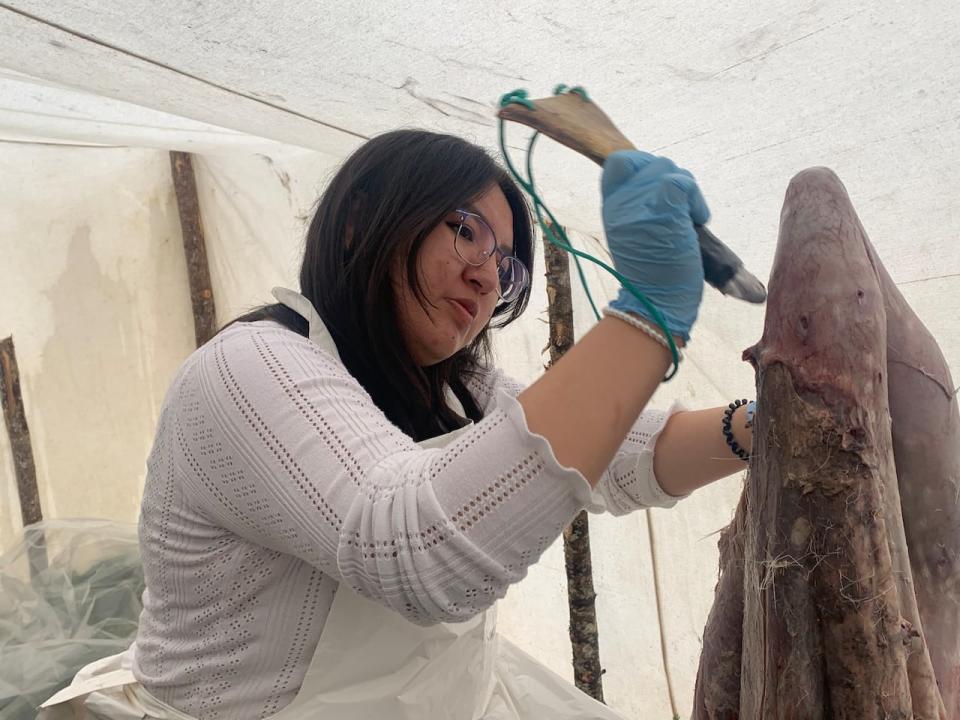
1, 336, 41, 526
543, 231, 605, 702
646, 509, 680, 719
1, 335, 48, 577
170, 152, 218, 347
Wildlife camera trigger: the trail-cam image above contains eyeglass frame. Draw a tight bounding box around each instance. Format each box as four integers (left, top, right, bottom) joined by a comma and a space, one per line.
448, 208, 530, 302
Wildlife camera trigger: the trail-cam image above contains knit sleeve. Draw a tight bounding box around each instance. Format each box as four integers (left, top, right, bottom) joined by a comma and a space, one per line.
464, 367, 688, 515
174, 323, 596, 626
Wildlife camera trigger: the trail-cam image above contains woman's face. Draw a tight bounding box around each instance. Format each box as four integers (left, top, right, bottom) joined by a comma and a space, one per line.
394, 184, 515, 367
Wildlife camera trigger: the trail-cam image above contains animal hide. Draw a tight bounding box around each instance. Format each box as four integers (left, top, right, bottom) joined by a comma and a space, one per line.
692, 168, 959, 720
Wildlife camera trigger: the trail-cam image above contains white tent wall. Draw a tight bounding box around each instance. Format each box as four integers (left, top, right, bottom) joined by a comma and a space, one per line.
193, 149, 343, 323
2, 0, 959, 716
0, 145, 338, 554
0, 144, 196, 549
3, 141, 958, 717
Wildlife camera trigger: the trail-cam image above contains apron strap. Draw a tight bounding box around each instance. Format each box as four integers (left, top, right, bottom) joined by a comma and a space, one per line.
271, 287, 343, 364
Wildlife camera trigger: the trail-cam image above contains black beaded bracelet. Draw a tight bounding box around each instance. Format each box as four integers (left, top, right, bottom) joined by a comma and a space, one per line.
722, 399, 752, 461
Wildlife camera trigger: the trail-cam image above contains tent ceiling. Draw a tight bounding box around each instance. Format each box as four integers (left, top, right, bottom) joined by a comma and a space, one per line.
2, 6, 958, 709
0, 68, 295, 152
2, 0, 958, 286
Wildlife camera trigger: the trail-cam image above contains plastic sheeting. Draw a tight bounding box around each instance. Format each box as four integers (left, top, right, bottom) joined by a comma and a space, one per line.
2, 2, 959, 716
0, 68, 297, 155
3, 142, 957, 718
0, 520, 143, 720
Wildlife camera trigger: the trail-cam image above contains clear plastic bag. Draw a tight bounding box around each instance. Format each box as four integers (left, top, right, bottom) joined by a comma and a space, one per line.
0, 519, 143, 719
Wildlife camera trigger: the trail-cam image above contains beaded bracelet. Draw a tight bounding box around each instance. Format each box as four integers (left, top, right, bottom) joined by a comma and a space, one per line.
601, 308, 684, 361
722, 398, 752, 461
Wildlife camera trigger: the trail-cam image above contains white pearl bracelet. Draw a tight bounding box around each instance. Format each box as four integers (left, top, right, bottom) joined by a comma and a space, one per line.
601, 308, 683, 361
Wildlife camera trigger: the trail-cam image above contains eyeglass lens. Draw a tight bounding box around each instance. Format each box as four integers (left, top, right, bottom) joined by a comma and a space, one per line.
450, 211, 529, 302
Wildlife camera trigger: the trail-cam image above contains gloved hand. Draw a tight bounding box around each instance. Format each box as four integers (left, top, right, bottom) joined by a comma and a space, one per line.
601, 150, 709, 343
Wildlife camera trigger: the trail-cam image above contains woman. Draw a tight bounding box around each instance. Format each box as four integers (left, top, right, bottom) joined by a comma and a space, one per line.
41, 130, 754, 719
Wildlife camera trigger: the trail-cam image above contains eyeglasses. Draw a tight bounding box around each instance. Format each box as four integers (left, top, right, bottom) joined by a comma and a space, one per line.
446, 209, 530, 303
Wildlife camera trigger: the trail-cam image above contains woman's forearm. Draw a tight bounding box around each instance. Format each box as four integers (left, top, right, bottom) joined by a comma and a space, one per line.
653, 405, 752, 497
519, 317, 675, 487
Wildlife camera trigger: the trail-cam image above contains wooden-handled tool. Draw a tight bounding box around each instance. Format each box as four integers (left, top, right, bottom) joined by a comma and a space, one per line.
498, 90, 767, 303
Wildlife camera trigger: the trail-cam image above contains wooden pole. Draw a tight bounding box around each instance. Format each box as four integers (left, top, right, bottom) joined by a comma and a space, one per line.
543, 233, 605, 703
1, 335, 48, 577
1, 336, 41, 526
170, 152, 218, 347
646, 509, 680, 719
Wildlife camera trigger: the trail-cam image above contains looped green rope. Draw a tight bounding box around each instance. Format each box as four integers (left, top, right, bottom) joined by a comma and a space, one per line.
553, 84, 591, 102
498, 87, 680, 380
499, 89, 536, 111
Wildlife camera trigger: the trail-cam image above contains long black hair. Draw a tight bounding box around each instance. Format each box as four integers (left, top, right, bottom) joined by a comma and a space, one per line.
230, 130, 535, 441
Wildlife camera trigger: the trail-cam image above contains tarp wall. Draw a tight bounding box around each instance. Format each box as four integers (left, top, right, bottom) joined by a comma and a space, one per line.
2, 1, 958, 715
5, 139, 955, 716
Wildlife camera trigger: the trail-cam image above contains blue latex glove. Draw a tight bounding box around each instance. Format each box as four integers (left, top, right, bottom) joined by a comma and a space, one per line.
602, 150, 710, 343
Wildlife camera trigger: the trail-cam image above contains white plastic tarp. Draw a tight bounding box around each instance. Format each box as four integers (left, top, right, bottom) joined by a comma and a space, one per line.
2, 2, 959, 717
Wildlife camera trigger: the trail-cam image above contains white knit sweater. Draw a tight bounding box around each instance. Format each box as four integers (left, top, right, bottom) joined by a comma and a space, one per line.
131, 320, 684, 719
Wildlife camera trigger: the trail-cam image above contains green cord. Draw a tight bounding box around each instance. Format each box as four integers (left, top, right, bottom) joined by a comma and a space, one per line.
497, 86, 680, 379
523, 132, 602, 321
498, 88, 536, 111
553, 84, 591, 102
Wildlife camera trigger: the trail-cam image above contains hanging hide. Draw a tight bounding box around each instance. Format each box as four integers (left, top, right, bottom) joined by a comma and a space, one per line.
692, 167, 958, 720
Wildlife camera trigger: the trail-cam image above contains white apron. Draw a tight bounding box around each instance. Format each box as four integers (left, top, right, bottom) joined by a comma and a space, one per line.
39, 288, 625, 720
